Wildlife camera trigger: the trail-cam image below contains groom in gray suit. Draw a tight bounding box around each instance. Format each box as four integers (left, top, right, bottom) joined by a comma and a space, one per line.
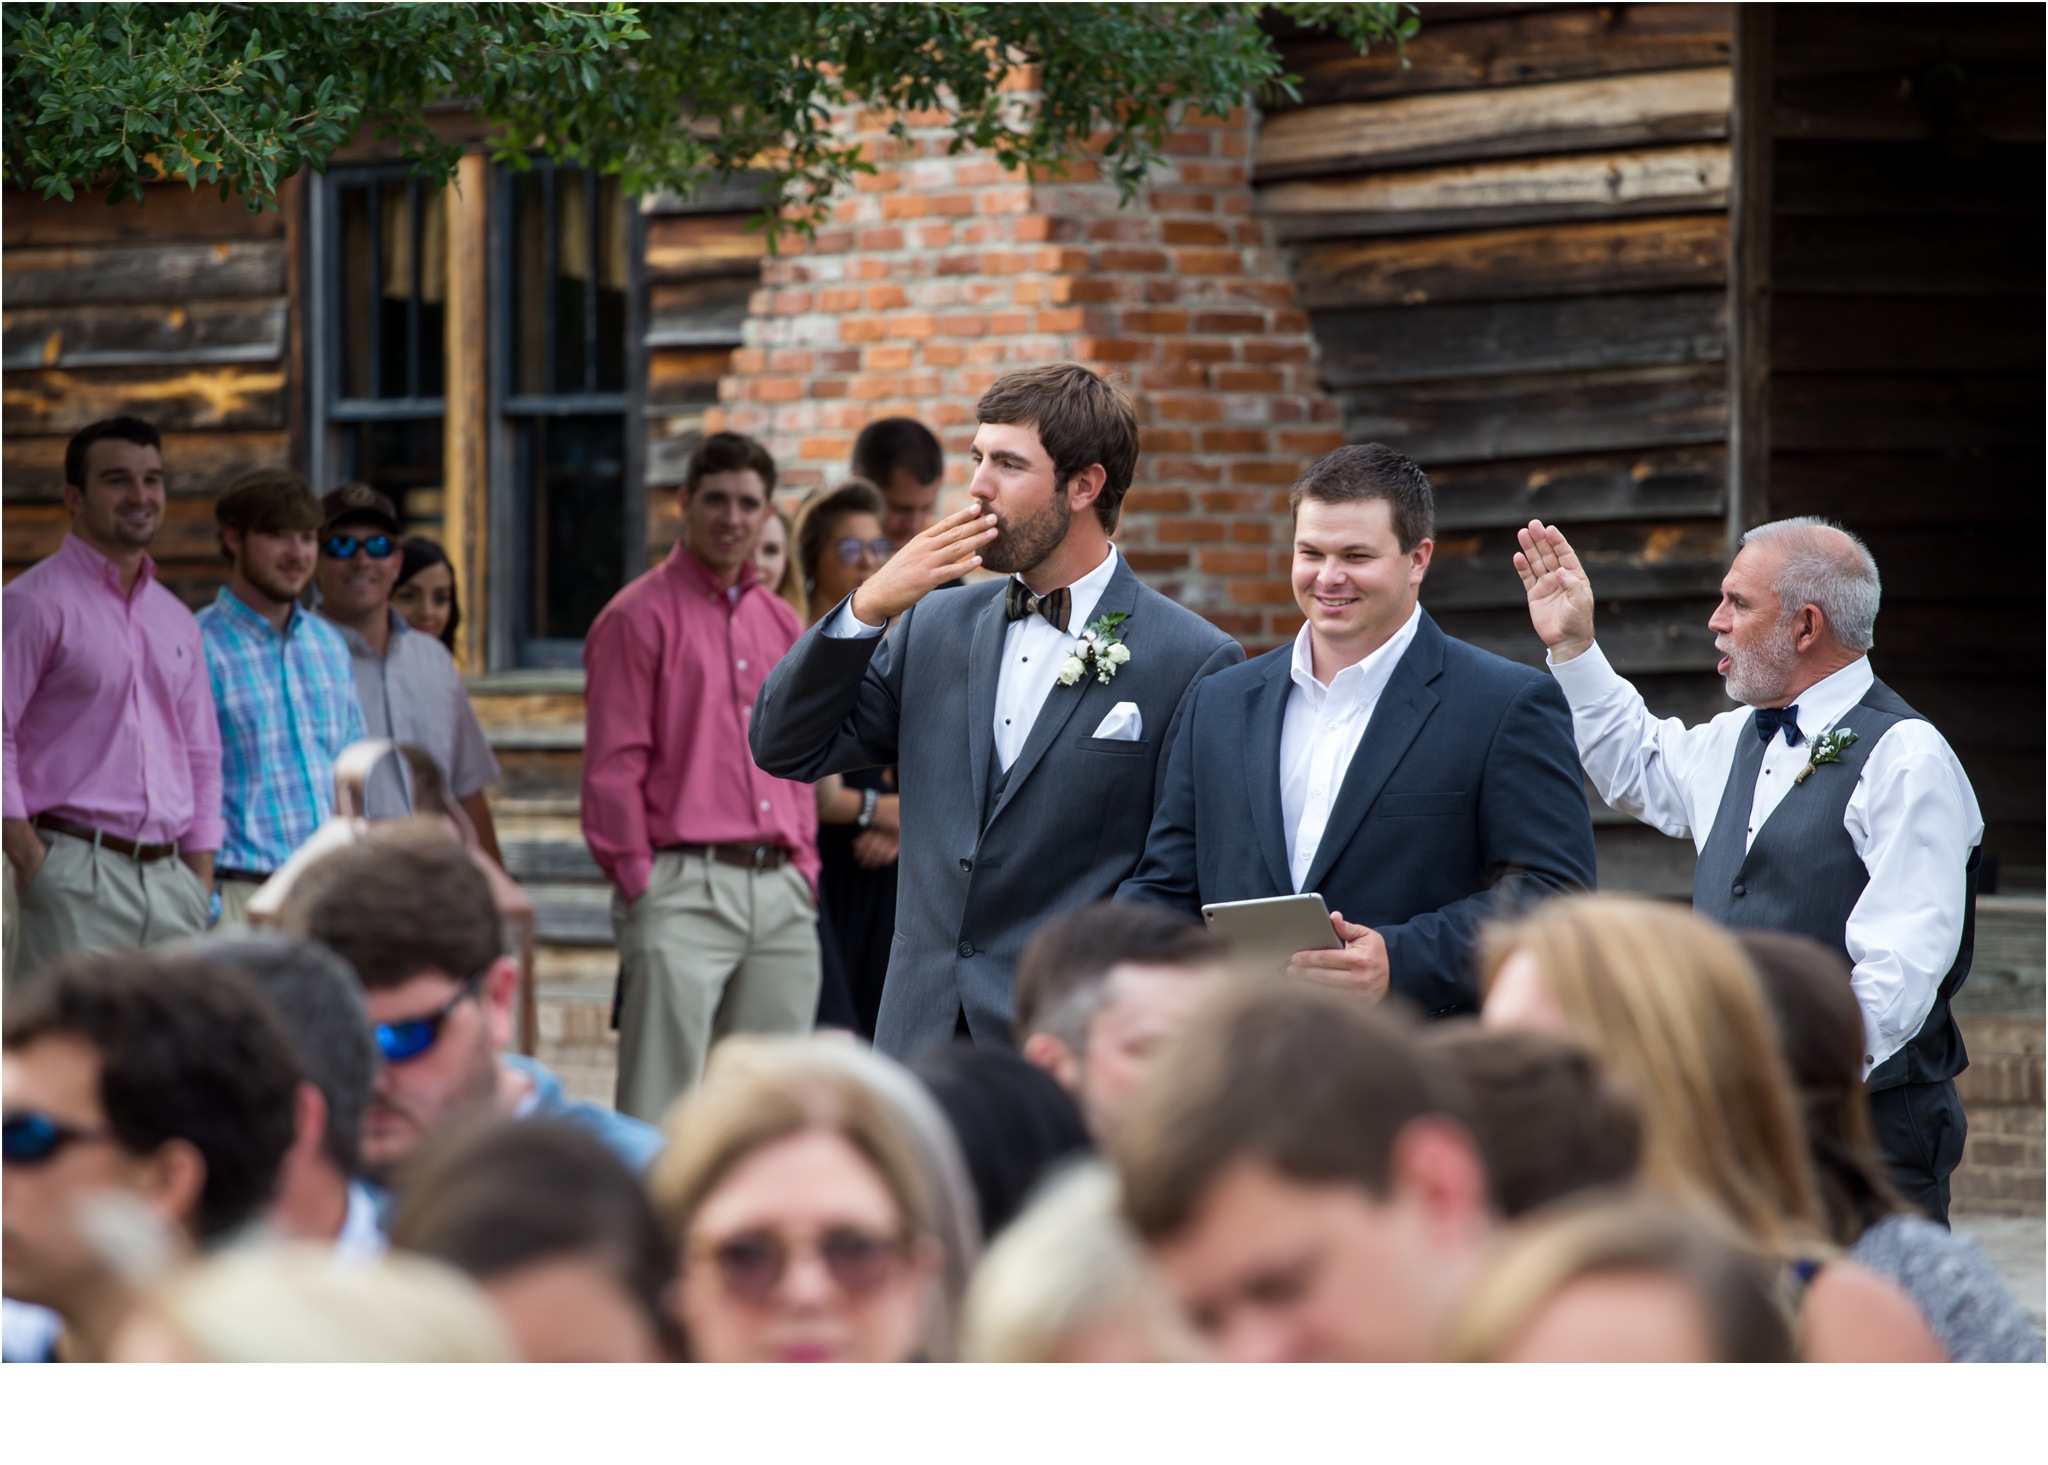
752, 364, 1243, 1059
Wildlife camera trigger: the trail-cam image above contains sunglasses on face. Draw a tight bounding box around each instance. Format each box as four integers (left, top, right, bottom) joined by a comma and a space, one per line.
833, 537, 894, 566
2, 1111, 114, 1167
322, 533, 396, 560
691, 1226, 909, 1302
374, 970, 487, 1064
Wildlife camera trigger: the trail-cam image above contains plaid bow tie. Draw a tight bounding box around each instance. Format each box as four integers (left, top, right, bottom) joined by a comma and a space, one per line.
1004, 579, 1071, 633
1753, 705, 1804, 746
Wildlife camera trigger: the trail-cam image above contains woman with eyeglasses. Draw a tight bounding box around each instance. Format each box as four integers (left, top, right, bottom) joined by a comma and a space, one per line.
791, 480, 902, 1038
650, 1035, 978, 1362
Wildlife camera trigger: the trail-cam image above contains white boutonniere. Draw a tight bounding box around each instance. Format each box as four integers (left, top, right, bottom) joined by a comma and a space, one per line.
1058, 612, 1132, 687
1793, 727, 1859, 785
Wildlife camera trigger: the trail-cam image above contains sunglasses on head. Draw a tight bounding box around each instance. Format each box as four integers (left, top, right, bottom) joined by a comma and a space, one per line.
692, 1226, 909, 1302
2, 1111, 115, 1167
322, 532, 396, 560
833, 536, 894, 566
374, 970, 487, 1064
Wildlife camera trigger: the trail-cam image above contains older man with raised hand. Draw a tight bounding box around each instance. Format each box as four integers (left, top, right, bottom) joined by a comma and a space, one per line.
1516, 515, 1983, 1224
2, 417, 222, 988
312, 482, 502, 863
197, 470, 366, 926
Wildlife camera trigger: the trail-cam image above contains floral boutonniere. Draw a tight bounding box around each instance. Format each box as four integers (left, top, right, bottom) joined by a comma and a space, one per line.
1058, 612, 1132, 687
1794, 727, 1859, 785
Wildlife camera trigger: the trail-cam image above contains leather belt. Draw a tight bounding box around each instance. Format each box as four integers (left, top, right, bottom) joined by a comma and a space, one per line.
663, 841, 793, 871
32, 814, 179, 863
215, 867, 273, 885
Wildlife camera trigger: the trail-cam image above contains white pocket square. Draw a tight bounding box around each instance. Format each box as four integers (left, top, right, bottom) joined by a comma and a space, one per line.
1091, 702, 1143, 741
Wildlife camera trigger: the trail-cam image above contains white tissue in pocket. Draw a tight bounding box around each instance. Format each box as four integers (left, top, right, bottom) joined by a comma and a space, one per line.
1091, 702, 1143, 741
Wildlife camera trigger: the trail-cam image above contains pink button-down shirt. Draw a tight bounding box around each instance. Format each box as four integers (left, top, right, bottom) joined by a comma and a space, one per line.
581, 543, 818, 902
3, 535, 224, 850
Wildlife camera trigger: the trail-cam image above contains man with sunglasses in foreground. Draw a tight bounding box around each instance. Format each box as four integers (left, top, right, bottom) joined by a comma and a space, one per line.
280, 821, 661, 1213
1, 949, 300, 1362
197, 470, 366, 927
312, 483, 503, 864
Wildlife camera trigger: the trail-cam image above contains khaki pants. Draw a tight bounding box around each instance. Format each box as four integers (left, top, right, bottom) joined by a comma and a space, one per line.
613, 850, 822, 1124
214, 876, 265, 930
8, 830, 211, 991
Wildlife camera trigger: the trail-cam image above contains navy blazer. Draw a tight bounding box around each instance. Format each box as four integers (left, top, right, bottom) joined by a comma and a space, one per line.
1118, 609, 1596, 1014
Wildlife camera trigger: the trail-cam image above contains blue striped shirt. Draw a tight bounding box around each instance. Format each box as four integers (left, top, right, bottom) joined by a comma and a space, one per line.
197, 586, 365, 874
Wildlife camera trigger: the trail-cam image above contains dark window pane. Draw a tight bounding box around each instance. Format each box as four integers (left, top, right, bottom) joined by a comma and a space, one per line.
522, 415, 624, 641
339, 186, 373, 399
554, 169, 591, 393
419, 183, 448, 397
512, 170, 549, 397
377, 180, 412, 399
342, 419, 445, 533
595, 175, 628, 392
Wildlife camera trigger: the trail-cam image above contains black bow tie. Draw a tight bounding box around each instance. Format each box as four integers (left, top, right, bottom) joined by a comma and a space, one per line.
1753, 705, 1804, 746
1004, 580, 1071, 633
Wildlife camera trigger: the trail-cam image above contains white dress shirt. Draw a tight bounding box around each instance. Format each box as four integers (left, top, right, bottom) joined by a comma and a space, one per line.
1278, 604, 1422, 891
828, 544, 1120, 772
1549, 644, 1983, 1075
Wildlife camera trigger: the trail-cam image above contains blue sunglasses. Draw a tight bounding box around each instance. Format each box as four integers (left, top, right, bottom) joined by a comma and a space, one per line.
3, 1111, 114, 1166
322, 532, 396, 560
374, 970, 487, 1064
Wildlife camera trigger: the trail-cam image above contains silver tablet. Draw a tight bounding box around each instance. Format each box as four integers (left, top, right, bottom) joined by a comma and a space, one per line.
1200, 893, 1342, 953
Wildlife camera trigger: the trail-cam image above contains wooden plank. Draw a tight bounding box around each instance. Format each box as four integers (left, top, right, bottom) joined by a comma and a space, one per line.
1865, 603, 2043, 677
646, 428, 706, 488
643, 213, 769, 278
1256, 67, 1731, 181
4, 240, 288, 305
1431, 447, 1726, 531
2, 497, 224, 568
443, 154, 489, 675
2, 299, 287, 370
1292, 214, 1726, 310
2, 365, 287, 434
640, 173, 778, 216
1275, 4, 1732, 108
645, 276, 752, 347
3, 429, 289, 502
1431, 600, 1723, 674
1772, 295, 2043, 373
1773, 216, 2045, 295
1773, 5, 2044, 75
1771, 373, 2042, 452
1315, 289, 1725, 386
1339, 362, 1727, 463
1879, 678, 2045, 751
1774, 68, 2044, 145
647, 347, 733, 407
2, 183, 284, 247
1262, 144, 1731, 240
1773, 140, 2045, 219
1768, 451, 2043, 526
1424, 518, 1726, 609
1726, 1, 1773, 535
1857, 525, 2044, 603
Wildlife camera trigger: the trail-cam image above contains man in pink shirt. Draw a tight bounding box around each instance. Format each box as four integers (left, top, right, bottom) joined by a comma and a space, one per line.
2, 417, 222, 988
582, 432, 821, 1121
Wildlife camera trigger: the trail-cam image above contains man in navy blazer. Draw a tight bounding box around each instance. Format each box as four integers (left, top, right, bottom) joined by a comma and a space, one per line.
1119, 444, 1595, 1015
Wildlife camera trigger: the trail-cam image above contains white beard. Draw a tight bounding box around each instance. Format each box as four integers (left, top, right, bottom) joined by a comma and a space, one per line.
1720, 617, 1801, 707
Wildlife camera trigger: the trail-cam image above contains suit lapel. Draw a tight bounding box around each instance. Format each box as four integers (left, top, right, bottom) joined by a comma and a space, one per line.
1244, 651, 1295, 893
965, 587, 1009, 822
1301, 611, 1445, 895
988, 555, 1138, 826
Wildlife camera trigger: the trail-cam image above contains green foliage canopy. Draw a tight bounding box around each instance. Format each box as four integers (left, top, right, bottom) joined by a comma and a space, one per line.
3, 2, 1414, 234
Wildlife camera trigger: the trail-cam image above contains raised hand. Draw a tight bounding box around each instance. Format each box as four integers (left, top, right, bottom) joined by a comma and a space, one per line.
849, 504, 998, 625
1513, 519, 1596, 663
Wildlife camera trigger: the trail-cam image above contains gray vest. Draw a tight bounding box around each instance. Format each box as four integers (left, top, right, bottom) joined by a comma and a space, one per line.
1693, 678, 1974, 1091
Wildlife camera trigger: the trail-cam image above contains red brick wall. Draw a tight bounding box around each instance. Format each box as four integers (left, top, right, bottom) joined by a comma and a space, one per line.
707, 101, 1340, 649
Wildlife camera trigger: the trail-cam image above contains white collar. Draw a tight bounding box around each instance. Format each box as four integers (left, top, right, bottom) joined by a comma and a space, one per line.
1013, 542, 1119, 635
1289, 602, 1422, 699
1775, 656, 1874, 741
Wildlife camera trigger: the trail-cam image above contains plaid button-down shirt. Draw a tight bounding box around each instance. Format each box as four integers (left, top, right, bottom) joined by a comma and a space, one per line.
197, 585, 365, 873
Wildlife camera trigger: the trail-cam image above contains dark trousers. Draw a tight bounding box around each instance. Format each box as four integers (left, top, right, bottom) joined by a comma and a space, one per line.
1868, 1078, 1968, 1227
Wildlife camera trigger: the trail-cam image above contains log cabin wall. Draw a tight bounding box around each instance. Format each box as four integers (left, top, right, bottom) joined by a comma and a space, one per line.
2, 182, 299, 608
1763, 3, 2044, 884
1259, 3, 1738, 894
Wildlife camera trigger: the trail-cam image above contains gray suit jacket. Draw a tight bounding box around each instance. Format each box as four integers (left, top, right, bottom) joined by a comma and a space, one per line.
751, 556, 1243, 1059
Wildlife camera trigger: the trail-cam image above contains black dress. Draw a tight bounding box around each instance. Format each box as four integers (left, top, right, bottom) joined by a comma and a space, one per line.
815, 764, 899, 1039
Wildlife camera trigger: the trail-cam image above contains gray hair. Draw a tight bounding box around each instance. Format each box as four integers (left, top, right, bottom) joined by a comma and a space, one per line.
189, 932, 376, 1178
1738, 516, 1881, 652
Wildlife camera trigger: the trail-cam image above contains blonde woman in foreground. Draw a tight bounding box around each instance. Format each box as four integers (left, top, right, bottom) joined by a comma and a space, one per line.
1480, 894, 1945, 1362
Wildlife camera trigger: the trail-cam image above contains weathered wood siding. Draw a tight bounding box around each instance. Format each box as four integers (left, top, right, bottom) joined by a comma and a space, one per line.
1263, 3, 1737, 893
1765, 3, 2045, 881
2, 184, 297, 607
